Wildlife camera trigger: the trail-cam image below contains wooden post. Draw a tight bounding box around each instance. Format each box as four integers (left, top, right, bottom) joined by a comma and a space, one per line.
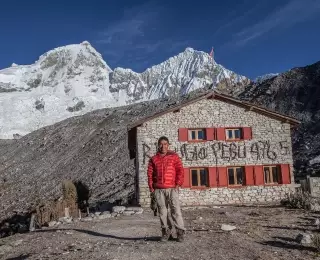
64, 207, 70, 218
29, 213, 36, 232
78, 209, 82, 219
86, 207, 89, 216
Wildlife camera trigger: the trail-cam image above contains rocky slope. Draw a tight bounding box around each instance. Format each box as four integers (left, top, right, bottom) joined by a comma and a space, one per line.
0, 88, 212, 226
1, 54, 320, 231
0, 42, 250, 139
238, 61, 320, 177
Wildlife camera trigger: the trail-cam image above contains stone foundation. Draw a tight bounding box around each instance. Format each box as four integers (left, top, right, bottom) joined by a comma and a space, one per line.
139, 185, 294, 207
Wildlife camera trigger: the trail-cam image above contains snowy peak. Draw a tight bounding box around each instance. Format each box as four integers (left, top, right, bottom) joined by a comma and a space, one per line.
254, 73, 279, 84
110, 46, 250, 101
0, 42, 250, 138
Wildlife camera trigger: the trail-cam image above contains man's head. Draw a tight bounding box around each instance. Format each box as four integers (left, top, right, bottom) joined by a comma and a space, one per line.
158, 136, 169, 154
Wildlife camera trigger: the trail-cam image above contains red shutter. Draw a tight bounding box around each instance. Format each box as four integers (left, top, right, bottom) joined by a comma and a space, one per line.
217, 167, 228, 187
216, 128, 226, 141
209, 167, 217, 187
280, 164, 291, 184
178, 128, 188, 142
254, 165, 264, 185
181, 168, 190, 188
206, 128, 215, 141
243, 127, 252, 140
245, 166, 254, 185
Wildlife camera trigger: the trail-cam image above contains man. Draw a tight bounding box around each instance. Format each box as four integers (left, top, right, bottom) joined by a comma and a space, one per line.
147, 136, 186, 242
150, 191, 174, 240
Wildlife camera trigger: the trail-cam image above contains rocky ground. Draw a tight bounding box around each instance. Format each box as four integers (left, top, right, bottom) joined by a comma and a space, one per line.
1, 205, 320, 260
0, 87, 212, 224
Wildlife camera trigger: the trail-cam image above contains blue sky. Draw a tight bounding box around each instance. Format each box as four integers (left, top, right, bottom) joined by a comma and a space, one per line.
0, 0, 320, 79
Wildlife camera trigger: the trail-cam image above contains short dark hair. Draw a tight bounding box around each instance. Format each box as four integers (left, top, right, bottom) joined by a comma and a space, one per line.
158, 136, 169, 145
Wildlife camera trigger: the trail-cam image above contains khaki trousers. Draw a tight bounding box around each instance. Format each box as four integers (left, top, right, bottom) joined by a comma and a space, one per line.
154, 188, 185, 231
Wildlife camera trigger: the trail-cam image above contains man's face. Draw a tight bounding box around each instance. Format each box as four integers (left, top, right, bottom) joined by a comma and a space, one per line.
158, 140, 169, 154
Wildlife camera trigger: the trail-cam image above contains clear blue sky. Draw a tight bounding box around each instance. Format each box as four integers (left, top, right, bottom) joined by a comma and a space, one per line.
0, 0, 320, 79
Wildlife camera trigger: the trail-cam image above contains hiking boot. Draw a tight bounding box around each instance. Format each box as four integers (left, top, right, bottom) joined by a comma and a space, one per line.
168, 234, 175, 241
176, 229, 185, 242
160, 228, 170, 242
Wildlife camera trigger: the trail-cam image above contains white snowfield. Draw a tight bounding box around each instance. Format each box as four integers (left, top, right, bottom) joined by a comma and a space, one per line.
0, 41, 249, 139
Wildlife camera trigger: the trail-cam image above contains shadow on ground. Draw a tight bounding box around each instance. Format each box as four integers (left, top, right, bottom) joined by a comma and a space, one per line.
260, 240, 317, 252
35, 228, 161, 241
5, 254, 32, 260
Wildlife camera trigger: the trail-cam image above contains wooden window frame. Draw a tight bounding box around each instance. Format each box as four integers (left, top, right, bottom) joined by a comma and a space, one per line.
225, 128, 243, 141
190, 167, 209, 188
227, 166, 244, 186
263, 165, 280, 184
188, 128, 206, 141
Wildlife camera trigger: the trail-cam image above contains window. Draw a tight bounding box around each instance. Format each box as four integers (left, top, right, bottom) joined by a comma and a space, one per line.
226, 128, 242, 140
188, 129, 206, 141
227, 167, 244, 185
264, 166, 280, 184
191, 168, 209, 187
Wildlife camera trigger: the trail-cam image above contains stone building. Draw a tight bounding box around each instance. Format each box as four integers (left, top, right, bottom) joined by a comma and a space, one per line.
128, 91, 300, 207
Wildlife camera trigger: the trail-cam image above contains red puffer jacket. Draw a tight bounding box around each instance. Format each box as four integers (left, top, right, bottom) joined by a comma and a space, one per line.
147, 151, 184, 190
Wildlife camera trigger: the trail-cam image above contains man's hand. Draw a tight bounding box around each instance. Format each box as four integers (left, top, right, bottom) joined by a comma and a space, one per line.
150, 188, 155, 193
175, 185, 180, 192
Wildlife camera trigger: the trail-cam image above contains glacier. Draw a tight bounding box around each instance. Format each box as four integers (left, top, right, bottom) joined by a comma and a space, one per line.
0, 41, 250, 139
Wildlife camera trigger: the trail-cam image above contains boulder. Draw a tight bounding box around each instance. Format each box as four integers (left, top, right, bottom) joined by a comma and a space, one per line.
81, 217, 93, 222
112, 206, 126, 213
123, 211, 135, 216
296, 233, 313, 244
58, 217, 73, 224
98, 214, 111, 219
313, 218, 320, 225
221, 224, 237, 231
126, 207, 144, 213
48, 221, 58, 227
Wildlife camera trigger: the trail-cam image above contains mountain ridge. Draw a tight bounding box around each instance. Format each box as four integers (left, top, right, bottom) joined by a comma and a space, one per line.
0, 42, 250, 139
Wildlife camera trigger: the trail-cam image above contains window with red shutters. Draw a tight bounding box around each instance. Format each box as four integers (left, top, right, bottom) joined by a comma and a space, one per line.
245, 166, 254, 185
254, 165, 264, 185
217, 167, 228, 186
178, 128, 188, 142
280, 164, 291, 184
243, 127, 253, 140
181, 168, 191, 188
209, 167, 217, 187
178, 128, 216, 141
263, 165, 280, 184
216, 128, 226, 141
190, 168, 209, 187
205, 128, 215, 141
227, 166, 244, 186
188, 129, 206, 141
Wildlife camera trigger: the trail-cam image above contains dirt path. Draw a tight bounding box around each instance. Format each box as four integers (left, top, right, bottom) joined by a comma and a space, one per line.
1, 205, 319, 260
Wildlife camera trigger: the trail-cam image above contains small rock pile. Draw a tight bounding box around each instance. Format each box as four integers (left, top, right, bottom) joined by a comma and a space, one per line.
47, 206, 143, 227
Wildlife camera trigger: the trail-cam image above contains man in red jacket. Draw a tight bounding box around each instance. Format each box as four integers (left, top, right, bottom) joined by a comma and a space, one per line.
147, 136, 186, 242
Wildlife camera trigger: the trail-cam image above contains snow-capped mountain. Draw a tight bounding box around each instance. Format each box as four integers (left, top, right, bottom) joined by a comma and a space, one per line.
0, 41, 250, 139
254, 73, 279, 84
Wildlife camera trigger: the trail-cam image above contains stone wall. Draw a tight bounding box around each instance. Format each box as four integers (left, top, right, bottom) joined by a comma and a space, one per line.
136, 98, 295, 206
301, 176, 320, 197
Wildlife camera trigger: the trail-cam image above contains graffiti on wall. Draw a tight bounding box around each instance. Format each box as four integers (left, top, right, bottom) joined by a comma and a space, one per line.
142, 140, 290, 164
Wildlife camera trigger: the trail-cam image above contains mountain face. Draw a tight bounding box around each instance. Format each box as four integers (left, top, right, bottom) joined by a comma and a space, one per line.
0, 42, 250, 139
238, 61, 320, 177
0, 88, 212, 228
254, 73, 279, 84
